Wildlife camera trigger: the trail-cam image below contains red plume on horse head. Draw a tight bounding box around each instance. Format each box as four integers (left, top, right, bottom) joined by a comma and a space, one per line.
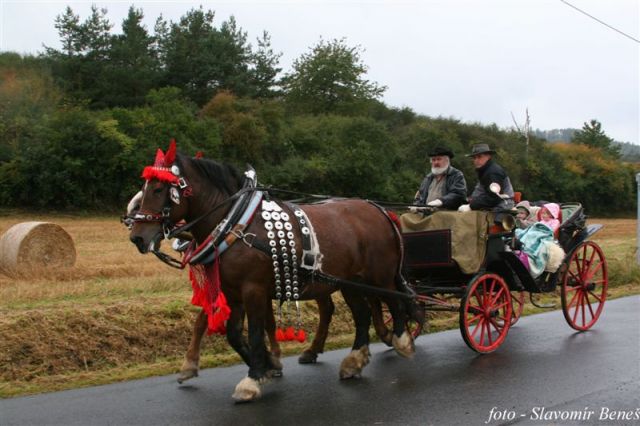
142, 139, 180, 184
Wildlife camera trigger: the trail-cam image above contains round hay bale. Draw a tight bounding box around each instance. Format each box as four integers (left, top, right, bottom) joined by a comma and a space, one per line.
0, 222, 76, 277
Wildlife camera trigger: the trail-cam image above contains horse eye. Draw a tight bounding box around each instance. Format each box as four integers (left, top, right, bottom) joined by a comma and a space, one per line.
153, 187, 164, 194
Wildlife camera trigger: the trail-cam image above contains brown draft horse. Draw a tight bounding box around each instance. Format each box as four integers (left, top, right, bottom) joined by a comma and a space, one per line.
129, 144, 414, 401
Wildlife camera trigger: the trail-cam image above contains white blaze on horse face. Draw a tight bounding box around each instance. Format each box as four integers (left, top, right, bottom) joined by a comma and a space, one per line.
127, 191, 143, 215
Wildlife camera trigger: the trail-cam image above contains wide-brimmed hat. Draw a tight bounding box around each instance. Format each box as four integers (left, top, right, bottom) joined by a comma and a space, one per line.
428, 146, 454, 159
466, 143, 496, 157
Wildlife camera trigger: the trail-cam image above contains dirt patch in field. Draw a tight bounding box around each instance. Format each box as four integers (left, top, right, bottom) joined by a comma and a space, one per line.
0, 300, 208, 382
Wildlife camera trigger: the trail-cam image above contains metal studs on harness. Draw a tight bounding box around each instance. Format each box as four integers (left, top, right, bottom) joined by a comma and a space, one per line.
262, 199, 305, 342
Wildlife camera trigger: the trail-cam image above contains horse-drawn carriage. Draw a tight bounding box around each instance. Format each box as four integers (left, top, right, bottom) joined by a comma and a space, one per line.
395, 203, 607, 353
127, 141, 607, 401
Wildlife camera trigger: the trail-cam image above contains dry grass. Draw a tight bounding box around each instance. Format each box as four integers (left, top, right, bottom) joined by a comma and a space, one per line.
0, 214, 637, 398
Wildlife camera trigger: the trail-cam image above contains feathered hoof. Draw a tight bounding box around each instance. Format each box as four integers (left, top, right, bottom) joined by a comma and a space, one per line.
177, 359, 199, 384
298, 350, 318, 364
232, 377, 262, 402
392, 331, 415, 359
339, 346, 370, 380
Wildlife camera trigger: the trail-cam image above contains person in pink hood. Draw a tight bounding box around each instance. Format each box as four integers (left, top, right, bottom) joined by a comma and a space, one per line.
537, 202, 561, 232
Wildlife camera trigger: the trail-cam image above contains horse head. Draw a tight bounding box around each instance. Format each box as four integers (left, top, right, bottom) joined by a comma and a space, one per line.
129, 140, 191, 254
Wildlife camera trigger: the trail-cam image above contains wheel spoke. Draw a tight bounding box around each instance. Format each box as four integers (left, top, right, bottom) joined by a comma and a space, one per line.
584, 292, 596, 319
588, 290, 603, 303
571, 291, 583, 323
468, 312, 483, 324
485, 320, 493, 345
470, 320, 482, 339
580, 294, 586, 326
490, 287, 505, 306
567, 285, 581, 308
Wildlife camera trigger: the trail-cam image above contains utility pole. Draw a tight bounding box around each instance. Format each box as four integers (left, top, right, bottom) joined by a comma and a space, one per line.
637, 173, 640, 264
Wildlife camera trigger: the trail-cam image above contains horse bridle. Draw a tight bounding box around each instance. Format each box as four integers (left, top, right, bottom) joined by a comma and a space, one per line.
123, 167, 259, 269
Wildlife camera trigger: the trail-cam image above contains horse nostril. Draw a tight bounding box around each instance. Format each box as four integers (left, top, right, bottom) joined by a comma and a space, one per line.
130, 235, 147, 253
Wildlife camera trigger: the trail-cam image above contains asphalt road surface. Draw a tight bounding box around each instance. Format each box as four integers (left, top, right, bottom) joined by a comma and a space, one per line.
2, 296, 639, 426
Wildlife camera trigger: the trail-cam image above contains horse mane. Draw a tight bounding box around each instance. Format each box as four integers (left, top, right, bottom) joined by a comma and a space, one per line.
177, 153, 244, 197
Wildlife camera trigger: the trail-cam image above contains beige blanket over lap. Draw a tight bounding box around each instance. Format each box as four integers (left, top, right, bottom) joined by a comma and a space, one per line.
400, 211, 493, 274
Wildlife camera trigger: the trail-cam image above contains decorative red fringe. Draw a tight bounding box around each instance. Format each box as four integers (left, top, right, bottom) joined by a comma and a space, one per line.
188, 257, 230, 335
142, 166, 179, 184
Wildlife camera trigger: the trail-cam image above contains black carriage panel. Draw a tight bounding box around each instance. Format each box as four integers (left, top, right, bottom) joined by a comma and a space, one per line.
403, 229, 453, 268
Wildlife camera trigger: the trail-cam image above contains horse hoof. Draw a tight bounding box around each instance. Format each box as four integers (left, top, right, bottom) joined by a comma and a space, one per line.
177, 359, 199, 384
177, 368, 198, 384
339, 346, 370, 379
232, 377, 262, 402
392, 331, 415, 358
298, 350, 318, 364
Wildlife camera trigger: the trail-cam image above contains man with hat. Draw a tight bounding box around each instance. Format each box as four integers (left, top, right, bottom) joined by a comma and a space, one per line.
413, 146, 467, 210
460, 143, 514, 211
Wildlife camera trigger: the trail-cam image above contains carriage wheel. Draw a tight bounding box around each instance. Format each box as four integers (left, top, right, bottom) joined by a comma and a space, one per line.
460, 273, 512, 353
510, 291, 525, 326
561, 241, 607, 331
382, 305, 423, 339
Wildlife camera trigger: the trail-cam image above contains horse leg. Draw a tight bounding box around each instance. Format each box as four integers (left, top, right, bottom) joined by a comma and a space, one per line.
299, 295, 335, 364
265, 300, 283, 376
226, 302, 252, 366
385, 296, 415, 359
339, 291, 372, 379
177, 309, 207, 383
369, 297, 393, 347
232, 289, 271, 402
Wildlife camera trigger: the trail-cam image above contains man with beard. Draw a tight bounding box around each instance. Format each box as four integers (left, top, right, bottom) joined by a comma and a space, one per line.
412, 146, 467, 210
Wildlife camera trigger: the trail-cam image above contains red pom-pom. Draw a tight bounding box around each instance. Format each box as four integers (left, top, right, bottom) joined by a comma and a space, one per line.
285, 326, 295, 341
295, 329, 306, 343
276, 328, 286, 342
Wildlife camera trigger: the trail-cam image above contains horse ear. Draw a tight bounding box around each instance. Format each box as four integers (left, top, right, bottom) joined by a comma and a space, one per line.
165, 139, 177, 165
153, 148, 165, 167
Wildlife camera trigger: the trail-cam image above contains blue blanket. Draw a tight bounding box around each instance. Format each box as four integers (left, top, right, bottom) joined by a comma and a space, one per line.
515, 223, 555, 278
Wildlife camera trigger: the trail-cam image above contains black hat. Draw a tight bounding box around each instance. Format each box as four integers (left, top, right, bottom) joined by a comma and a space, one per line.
466, 143, 496, 157
428, 146, 454, 159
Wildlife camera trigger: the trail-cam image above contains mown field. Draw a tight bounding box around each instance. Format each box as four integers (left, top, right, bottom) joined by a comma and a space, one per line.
0, 214, 637, 398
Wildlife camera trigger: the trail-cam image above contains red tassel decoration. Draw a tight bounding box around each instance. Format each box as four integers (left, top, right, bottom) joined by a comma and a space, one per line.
276, 328, 286, 342
295, 329, 306, 343
285, 326, 296, 341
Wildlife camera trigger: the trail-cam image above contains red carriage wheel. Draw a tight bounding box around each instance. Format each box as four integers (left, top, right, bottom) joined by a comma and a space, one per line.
382, 304, 423, 340
509, 291, 525, 325
561, 241, 607, 331
460, 273, 512, 353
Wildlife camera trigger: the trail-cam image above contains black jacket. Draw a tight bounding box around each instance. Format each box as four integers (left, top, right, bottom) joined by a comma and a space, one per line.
469, 159, 514, 210
415, 166, 467, 210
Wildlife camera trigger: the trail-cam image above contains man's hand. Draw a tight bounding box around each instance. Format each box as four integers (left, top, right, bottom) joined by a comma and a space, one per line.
458, 204, 471, 212
427, 199, 443, 207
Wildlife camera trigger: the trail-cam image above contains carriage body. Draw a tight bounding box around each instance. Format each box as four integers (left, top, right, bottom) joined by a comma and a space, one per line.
399, 203, 608, 353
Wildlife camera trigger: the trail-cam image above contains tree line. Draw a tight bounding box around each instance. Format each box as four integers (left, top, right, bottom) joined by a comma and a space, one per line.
0, 6, 637, 215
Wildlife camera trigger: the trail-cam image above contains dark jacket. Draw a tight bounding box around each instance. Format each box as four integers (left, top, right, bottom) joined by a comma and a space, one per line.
415, 166, 467, 210
469, 159, 514, 210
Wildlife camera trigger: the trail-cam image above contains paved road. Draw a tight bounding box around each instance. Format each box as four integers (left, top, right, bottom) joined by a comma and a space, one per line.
2, 296, 639, 426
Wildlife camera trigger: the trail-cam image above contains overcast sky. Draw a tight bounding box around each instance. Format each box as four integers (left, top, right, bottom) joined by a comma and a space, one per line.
1, 0, 638, 144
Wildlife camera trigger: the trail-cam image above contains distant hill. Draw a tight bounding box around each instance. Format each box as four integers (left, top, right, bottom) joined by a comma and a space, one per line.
534, 128, 640, 162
